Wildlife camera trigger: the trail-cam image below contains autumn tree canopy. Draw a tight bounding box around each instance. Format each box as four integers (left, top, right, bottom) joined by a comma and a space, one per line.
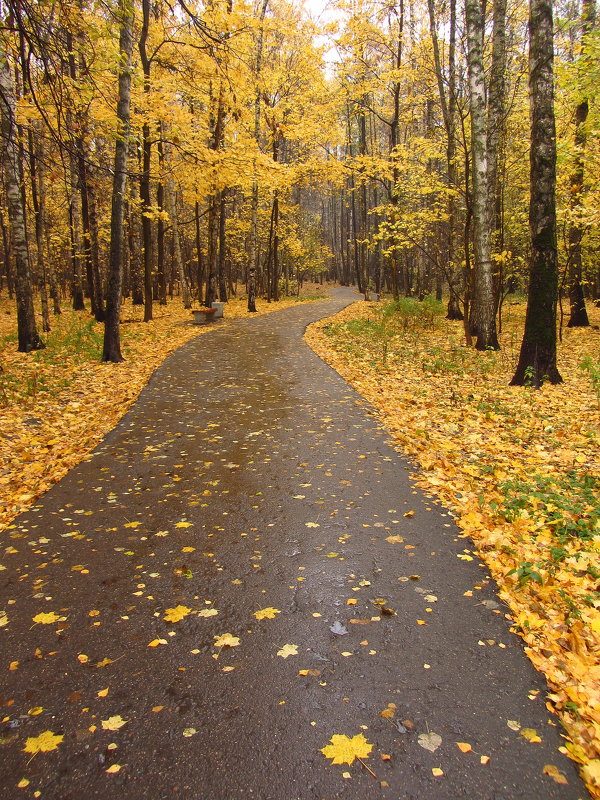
0, 0, 597, 372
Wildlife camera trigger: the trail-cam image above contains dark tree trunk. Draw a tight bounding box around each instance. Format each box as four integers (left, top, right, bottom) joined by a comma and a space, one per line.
128, 141, 143, 304
195, 200, 204, 302
218, 191, 228, 302
139, 0, 153, 322
156, 132, 167, 305
510, 0, 562, 386
102, 0, 133, 363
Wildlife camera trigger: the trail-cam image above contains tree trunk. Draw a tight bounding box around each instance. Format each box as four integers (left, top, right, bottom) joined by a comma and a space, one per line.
156, 131, 167, 305
102, 0, 133, 363
487, 0, 507, 253
0, 27, 44, 352
139, 0, 153, 322
465, 0, 499, 349
166, 174, 191, 308
566, 0, 595, 328
26, 127, 51, 332
128, 140, 144, 304
218, 191, 228, 302
510, 0, 562, 386
195, 200, 204, 302
248, 0, 269, 312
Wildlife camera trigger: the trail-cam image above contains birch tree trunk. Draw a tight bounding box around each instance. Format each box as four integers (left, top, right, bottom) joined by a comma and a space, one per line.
510, 0, 562, 386
465, 0, 499, 350
0, 27, 44, 352
248, 0, 269, 312
566, 0, 595, 328
139, 0, 153, 322
102, 0, 134, 363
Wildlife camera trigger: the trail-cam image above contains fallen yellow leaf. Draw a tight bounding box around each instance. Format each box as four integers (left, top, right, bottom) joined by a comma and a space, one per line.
101, 715, 127, 731
520, 728, 542, 743
253, 607, 281, 620
321, 733, 373, 765
214, 633, 240, 648
23, 730, 63, 754
543, 764, 568, 785
32, 612, 60, 625
277, 644, 298, 658
163, 605, 192, 623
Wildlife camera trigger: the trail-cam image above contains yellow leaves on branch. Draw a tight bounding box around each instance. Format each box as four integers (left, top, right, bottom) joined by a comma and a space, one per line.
23, 731, 63, 754
321, 733, 373, 765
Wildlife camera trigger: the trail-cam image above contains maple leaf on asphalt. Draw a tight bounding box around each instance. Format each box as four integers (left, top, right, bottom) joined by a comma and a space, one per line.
101, 715, 127, 731
253, 607, 281, 620
32, 612, 60, 625
214, 633, 240, 648
164, 605, 192, 623
320, 733, 373, 765
23, 731, 64, 754
277, 644, 298, 658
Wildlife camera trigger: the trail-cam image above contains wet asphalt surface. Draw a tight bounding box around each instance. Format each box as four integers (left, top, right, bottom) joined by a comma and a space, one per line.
0, 287, 587, 800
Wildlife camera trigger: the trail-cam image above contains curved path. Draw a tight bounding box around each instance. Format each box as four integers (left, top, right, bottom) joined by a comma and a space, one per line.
1, 288, 586, 799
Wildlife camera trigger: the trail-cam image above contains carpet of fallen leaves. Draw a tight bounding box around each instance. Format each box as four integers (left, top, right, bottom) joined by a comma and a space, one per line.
306, 298, 600, 795
0, 289, 325, 529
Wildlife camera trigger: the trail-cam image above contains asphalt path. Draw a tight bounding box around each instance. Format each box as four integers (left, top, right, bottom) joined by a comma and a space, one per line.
0, 288, 587, 799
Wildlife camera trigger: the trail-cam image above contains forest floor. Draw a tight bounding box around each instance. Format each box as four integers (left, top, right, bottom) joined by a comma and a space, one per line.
0, 286, 328, 529
306, 296, 600, 795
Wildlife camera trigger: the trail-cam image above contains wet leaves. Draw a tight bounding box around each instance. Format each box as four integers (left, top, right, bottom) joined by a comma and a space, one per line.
163, 605, 192, 623
253, 607, 281, 620
32, 612, 60, 625
23, 731, 63, 754
197, 608, 219, 618
543, 764, 568, 785
277, 644, 298, 658
417, 732, 442, 752
101, 716, 127, 731
214, 633, 240, 649
321, 733, 373, 765
520, 728, 542, 743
